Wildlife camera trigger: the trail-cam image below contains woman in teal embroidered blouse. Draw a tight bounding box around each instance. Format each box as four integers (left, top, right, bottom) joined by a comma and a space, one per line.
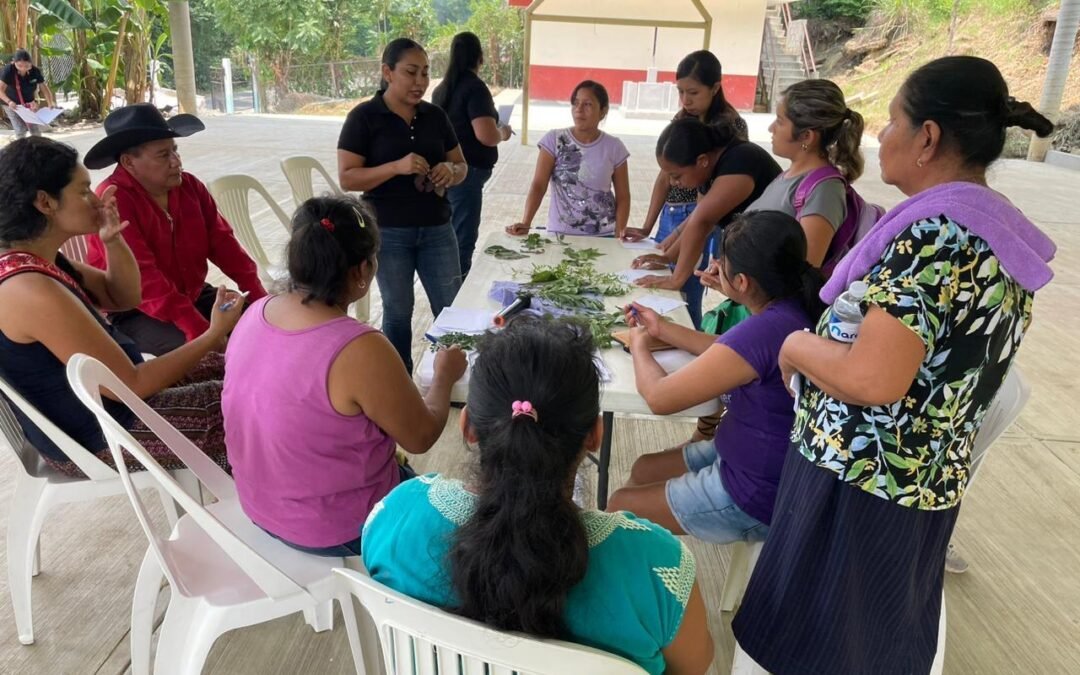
363, 317, 713, 675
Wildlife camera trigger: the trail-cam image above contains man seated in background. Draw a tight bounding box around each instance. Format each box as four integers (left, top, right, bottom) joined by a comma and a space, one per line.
84, 103, 266, 355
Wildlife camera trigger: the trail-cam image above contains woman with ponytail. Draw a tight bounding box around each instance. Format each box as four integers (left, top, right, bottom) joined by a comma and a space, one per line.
733, 57, 1055, 674
432, 32, 512, 278
631, 118, 781, 300
223, 196, 466, 557
746, 78, 866, 267
363, 317, 713, 675
624, 50, 748, 327
608, 211, 822, 546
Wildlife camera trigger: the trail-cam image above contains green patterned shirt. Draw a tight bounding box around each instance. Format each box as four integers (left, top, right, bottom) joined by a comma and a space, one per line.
794, 217, 1034, 509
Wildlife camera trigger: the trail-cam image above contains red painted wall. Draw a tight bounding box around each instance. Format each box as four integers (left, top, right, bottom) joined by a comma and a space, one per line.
528, 64, 757, 111
507, 0, 530, 6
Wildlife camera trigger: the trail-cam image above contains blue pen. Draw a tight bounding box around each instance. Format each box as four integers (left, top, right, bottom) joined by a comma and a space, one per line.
218, 290, 249, 312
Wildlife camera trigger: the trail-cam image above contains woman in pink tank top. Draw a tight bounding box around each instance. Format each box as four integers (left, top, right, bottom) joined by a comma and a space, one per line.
222, 196, 467, 556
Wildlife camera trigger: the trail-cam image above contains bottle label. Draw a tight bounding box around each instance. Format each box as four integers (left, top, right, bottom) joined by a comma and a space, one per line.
828, 316, 860, 343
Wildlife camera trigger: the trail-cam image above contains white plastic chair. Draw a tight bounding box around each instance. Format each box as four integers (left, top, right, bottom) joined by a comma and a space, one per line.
278, 156, 371, 323
280, 155, 344, 204
207, 174, 292, 288
0, 374, 196, 646
65, 354, 364, 675
334, 568, 647, 675
727, 367, 1030, 673
59, 234, 90, 264
280, 156, 373, 321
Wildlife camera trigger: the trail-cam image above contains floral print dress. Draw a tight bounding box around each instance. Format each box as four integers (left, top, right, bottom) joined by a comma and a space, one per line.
794, 215, 1034, 510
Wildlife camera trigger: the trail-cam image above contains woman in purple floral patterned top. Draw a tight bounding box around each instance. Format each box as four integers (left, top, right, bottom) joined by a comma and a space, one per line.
506, 81, 630, 237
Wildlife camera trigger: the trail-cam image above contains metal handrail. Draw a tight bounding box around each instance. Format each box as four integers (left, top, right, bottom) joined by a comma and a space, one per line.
760, 19, 781, 110
780, 1, 818, 77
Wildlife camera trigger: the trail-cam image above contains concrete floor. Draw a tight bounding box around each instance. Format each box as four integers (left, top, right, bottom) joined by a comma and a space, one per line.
1, 112, 1078, 674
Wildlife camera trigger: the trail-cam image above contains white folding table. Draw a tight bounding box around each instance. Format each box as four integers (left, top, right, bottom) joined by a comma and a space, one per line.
416, 232, 720, 508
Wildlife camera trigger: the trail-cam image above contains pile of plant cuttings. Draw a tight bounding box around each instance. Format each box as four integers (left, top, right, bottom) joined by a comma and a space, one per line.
428, 331, 481, 352
484, 232, 568, 260
525, 259, 629, 313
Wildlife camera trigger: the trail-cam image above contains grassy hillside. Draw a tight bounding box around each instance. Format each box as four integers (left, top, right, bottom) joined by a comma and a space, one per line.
821, 4, 1080, 153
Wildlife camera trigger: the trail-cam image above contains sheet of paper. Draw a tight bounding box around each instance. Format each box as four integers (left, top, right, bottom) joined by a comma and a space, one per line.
13, 106, 44, 125
425, 307, 492, 339
635, 294, 687, 316
497, 104, 513, 126
34, 107, 64, 125
619, 239, 660, 251
617, 268, 670, 283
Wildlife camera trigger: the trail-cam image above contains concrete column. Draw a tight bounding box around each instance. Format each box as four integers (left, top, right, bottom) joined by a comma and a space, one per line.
167, 0, 198, 113
1028, 0, 1080, 162
222, 58, 235, 114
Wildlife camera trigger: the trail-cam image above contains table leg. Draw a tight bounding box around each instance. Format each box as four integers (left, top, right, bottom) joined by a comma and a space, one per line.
597, 411, 614, 510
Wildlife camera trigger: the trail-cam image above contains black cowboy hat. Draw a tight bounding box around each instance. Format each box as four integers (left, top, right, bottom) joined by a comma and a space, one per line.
84, 103, 205, 170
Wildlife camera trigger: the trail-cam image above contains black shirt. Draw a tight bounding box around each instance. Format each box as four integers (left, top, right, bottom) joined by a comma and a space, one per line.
698, 140, 782, 229
0, 64, 44, 105
438, 71, 499, 170
338, 91, 461, 228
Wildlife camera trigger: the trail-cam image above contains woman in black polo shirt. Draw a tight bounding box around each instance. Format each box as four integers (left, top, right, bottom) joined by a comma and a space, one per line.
432, 32, 512, 278
1, 49, 56, 139
338, 38, 468, 373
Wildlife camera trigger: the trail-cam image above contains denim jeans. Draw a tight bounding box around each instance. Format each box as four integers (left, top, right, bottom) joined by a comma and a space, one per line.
665, 440, 769, 544
657, 202, 714, 329
447, 166, 493, 278
376, 222, 462, 373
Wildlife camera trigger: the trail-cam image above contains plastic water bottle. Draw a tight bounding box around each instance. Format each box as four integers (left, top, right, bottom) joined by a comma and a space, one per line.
827, 281, 868, 343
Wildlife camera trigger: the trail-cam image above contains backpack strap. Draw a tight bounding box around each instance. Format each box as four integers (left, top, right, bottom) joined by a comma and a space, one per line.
793, 166, 845, 219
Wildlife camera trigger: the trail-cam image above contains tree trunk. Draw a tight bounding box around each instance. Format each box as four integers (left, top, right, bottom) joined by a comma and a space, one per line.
15, 0, 27, 47
71, 0, 100, 118
103, 11, 129, 117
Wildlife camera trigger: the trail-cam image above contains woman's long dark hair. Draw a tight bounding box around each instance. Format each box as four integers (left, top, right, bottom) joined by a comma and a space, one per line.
432, 32, 483, 109
656, 116, 738, 166
286, 196, 379, 306
675, 50, 741, 128
718, 210, 825, 319
449, 317, 599, 638
901, 56, 1053, 169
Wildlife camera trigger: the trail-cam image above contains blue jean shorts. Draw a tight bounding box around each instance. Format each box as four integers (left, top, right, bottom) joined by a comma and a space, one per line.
665, 440, 769, 544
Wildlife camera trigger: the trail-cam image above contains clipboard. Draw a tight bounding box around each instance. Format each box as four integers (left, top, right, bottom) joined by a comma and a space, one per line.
611, 329, 676, 353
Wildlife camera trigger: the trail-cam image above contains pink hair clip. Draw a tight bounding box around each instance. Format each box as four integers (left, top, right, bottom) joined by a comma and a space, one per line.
511, 400, 538, 422
320, 217, 335, 232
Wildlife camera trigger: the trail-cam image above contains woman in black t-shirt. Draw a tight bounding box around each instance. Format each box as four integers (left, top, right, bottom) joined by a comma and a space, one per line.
1, 49, 56, 139
432, 32, 512, 278
337, 38, 468, 373
632, 119, 781, 291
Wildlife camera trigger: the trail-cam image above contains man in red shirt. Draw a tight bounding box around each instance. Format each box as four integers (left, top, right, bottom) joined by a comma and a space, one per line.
84, 103, 266, 354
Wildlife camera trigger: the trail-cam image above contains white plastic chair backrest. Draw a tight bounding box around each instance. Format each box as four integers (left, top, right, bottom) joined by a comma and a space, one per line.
334, 568, 648, 675
969, 367, 1030, 484
65, 353, 308, 601
208, 174, 291, 269
59, 235, 90, 264
0, 372, 117, 480
280, 156, 344, 205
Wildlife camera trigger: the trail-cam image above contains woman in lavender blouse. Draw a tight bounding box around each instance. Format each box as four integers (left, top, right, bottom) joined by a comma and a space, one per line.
506, 81, 630, 238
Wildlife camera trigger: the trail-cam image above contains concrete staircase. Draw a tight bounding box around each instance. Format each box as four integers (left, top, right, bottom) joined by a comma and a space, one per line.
758, 6, 815, 111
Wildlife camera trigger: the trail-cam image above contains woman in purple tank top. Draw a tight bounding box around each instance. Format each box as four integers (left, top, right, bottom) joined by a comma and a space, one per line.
222, 196, 467, 557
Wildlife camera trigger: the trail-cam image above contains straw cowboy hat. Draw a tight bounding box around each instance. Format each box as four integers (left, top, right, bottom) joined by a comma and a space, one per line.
84, 103, 204, 170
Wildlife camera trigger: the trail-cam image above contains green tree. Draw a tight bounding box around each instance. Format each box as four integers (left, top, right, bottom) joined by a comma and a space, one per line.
465, 0, 522, 87
205, 0, 338, 93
